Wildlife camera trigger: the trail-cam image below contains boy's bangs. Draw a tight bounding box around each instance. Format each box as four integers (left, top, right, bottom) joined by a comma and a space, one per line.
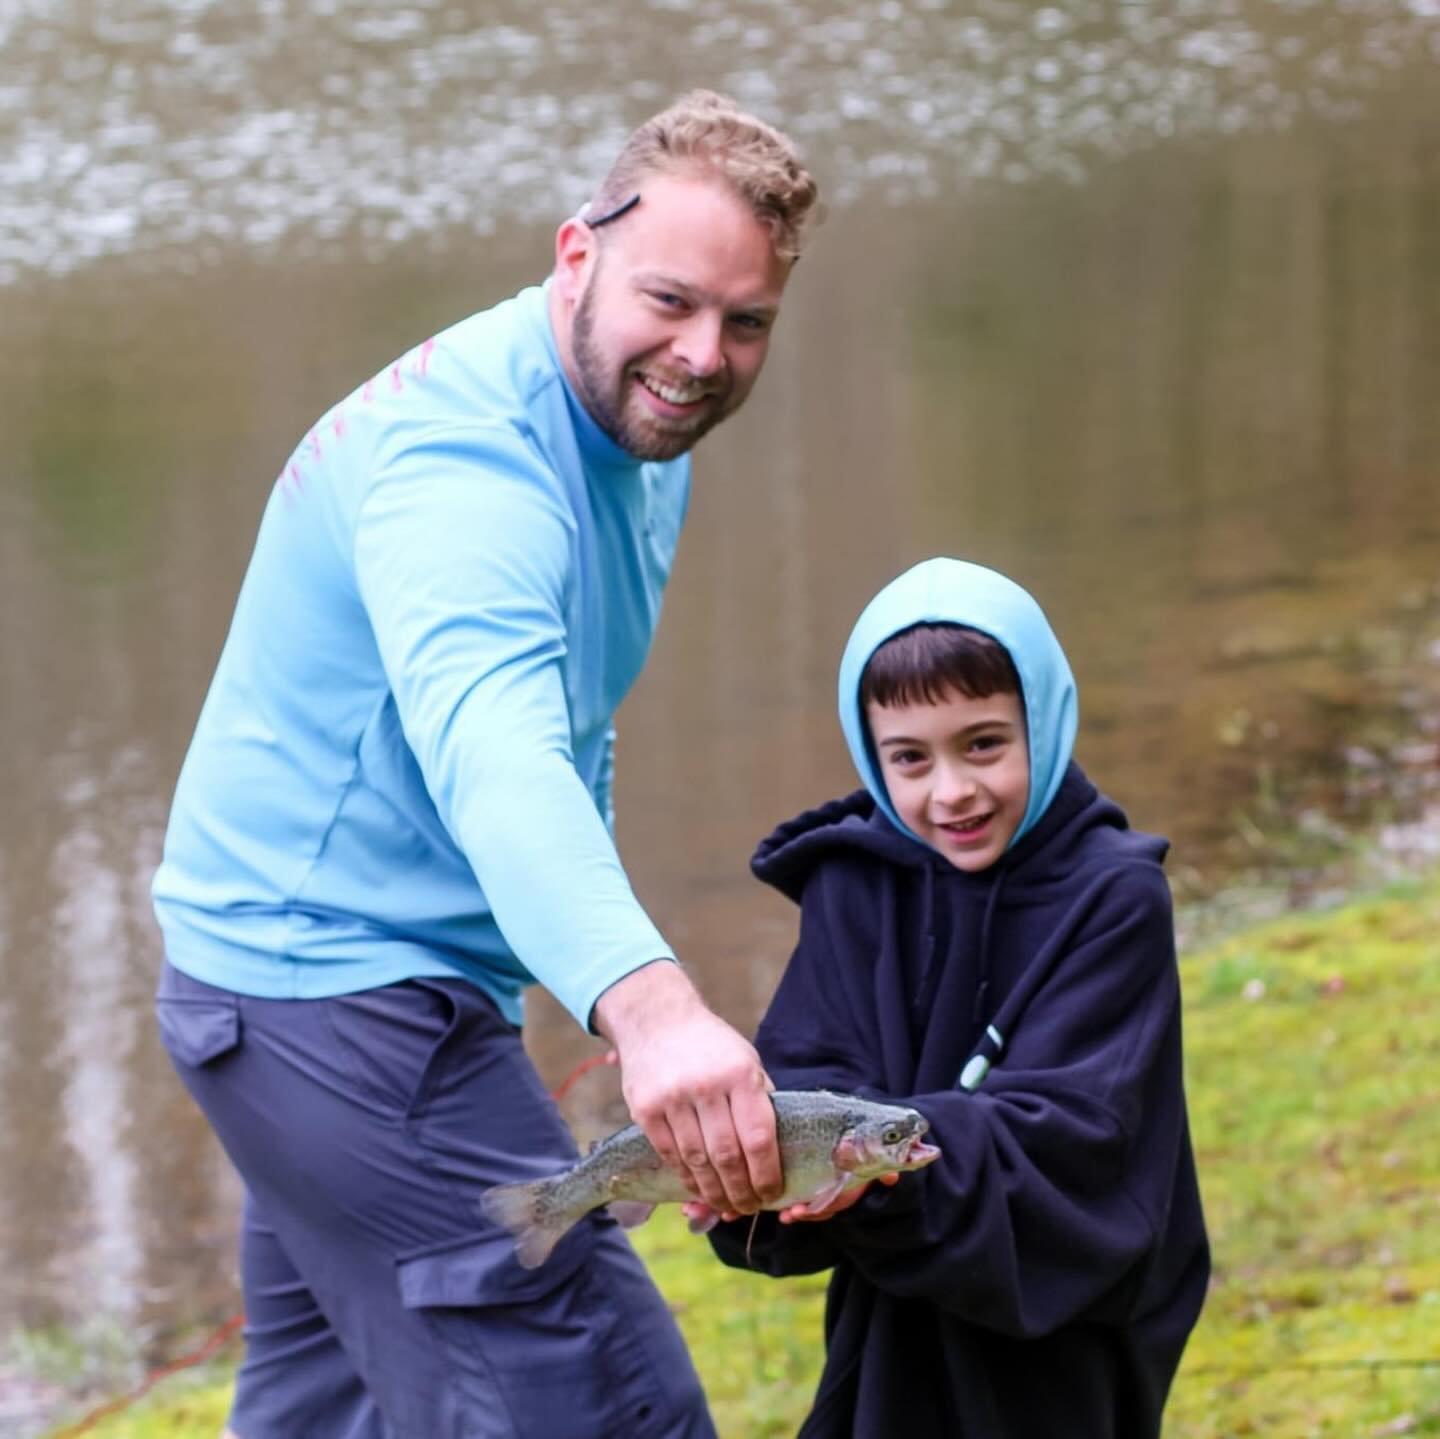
860, 623, 1022, 710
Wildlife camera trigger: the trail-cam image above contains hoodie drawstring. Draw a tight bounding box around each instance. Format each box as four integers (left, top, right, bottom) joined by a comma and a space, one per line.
971, 867, 1007, 1025
914, 862, 938, 1008
959, 868, 1010, 1091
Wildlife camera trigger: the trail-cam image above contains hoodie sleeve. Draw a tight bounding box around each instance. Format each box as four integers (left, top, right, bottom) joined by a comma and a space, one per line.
717, 858, 1193, 1336
708, 854, 907, 1278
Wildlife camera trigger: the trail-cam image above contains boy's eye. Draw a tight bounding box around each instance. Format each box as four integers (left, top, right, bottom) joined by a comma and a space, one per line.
887, 748, 926, 768
729, 312, 770, 334
649, 291, 687, 310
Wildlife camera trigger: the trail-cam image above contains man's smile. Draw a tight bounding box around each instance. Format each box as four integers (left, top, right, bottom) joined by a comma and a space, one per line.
635, 369, 718, 410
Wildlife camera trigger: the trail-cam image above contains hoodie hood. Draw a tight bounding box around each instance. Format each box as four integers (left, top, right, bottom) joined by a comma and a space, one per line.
751, 789, 929, 903
837, 557, 1078, 853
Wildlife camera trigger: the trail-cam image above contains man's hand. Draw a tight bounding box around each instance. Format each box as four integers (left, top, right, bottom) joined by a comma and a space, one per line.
592, 961, 782, 1215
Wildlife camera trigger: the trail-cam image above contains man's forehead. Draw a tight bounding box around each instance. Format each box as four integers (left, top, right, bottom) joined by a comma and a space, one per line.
603, 179, 790, 299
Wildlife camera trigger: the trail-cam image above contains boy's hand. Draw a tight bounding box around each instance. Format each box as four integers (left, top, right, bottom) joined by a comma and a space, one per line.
680, 1172, 901, 1231
592, 961, 783, 1216
778, 1172, 899, 1224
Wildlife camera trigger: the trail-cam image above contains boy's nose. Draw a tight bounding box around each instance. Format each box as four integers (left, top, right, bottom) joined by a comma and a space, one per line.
934, 765, 978, 809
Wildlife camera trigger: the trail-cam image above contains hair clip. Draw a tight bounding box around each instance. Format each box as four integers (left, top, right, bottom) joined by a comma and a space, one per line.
581, 193, 642, 229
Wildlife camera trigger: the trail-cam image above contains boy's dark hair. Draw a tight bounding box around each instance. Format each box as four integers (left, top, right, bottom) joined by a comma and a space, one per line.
860, 623, 1023, 711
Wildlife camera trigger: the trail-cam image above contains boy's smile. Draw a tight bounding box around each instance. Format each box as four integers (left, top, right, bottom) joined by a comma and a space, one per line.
867, 687, 1030, 873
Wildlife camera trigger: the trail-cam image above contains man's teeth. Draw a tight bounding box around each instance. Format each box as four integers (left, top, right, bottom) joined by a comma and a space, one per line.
640, 374, 706, 405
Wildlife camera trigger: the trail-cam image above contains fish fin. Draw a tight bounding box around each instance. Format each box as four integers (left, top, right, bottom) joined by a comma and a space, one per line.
799, 1176, 853, 1215
480, 1180, 575, 1270
685, 1205, 721, 1236
607, 1201, 656, 1230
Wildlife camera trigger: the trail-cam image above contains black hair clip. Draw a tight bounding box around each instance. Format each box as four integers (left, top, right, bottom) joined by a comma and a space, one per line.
581, 193, 641, 229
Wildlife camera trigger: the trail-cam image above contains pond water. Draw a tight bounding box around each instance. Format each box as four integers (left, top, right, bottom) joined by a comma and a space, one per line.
1, 0, 1438, 1421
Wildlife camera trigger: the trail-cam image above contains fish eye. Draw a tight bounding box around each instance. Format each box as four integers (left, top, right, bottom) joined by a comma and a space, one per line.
882, 1127, 903, 1145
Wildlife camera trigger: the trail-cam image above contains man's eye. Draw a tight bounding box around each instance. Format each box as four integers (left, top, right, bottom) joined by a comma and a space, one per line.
730, 313, 770, 333
651, 291, 685, 309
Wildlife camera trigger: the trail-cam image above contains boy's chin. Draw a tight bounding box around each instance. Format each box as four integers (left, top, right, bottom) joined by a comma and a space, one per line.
937, 849, 1002, 874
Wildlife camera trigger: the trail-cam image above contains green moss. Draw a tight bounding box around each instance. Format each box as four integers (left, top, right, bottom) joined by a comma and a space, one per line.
1170, 888, 1440, 1437
53, 883, 1440, 1438
632, 1214, 828, 1437
42, 1373, 232, 1439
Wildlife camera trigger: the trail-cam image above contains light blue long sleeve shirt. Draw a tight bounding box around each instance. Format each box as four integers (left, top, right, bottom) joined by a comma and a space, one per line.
152, 284, 690, 1028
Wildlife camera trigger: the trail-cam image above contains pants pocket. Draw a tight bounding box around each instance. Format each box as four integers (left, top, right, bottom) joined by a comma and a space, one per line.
396, 1224, 709, 1439
320, 977, 468, 1118
155, 966, 242, 1067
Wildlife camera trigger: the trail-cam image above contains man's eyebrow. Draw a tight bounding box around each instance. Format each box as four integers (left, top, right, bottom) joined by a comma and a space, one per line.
633, 271, 693, 291
631, 271, 779, 316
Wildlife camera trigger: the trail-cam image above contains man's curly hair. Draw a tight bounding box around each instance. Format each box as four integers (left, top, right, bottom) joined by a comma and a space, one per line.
589, 90, 819, 263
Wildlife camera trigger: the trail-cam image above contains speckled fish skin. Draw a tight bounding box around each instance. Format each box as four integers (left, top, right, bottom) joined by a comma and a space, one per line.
482, 1090, 939, 1268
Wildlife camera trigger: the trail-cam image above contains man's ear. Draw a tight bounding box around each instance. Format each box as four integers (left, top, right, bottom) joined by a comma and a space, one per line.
553, 217, 597, 304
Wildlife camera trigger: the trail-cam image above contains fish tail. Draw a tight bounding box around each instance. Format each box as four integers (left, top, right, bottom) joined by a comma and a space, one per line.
481, 1177, 579, 1269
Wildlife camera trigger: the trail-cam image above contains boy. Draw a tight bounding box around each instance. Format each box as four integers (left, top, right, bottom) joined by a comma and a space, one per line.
706, 557, 1209, 1438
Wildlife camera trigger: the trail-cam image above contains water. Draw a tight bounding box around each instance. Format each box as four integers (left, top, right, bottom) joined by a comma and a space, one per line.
1, 0, 1438, 1421
4, 0, 1439, 284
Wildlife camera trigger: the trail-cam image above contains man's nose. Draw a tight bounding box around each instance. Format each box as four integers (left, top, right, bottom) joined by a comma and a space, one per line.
671, 312, 726, 378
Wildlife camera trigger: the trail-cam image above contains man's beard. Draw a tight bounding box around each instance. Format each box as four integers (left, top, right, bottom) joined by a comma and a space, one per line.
569, 282, 729, 463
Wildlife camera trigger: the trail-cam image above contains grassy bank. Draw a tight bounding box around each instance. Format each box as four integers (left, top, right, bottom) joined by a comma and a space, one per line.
49, 880, 1440, 1438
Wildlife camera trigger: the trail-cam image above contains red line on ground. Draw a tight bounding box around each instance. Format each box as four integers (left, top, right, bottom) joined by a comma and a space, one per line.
49, 1054, 609, 1431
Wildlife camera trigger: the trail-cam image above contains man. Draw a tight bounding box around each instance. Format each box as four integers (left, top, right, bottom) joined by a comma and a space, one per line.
152, 91, 818, 1437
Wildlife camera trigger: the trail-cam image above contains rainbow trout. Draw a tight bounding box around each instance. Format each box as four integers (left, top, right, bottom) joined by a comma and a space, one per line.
482, 1089, 939, 1267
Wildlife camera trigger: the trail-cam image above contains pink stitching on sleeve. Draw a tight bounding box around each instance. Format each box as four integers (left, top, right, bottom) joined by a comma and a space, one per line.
413, 337, 436, 378
277, 462, 302, 506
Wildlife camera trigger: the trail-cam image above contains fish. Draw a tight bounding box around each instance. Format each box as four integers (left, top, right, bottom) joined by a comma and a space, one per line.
481, 1089, 940, 1267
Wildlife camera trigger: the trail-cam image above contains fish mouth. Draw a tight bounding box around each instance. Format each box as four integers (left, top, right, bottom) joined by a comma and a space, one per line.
903, 1135, 941, 1166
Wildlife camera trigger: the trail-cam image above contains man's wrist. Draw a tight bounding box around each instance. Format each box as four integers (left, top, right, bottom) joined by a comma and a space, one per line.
590, 958, 694, 1044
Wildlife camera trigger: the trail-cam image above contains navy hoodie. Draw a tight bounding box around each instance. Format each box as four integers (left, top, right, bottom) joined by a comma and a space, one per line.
709, 560, 1209, 1438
